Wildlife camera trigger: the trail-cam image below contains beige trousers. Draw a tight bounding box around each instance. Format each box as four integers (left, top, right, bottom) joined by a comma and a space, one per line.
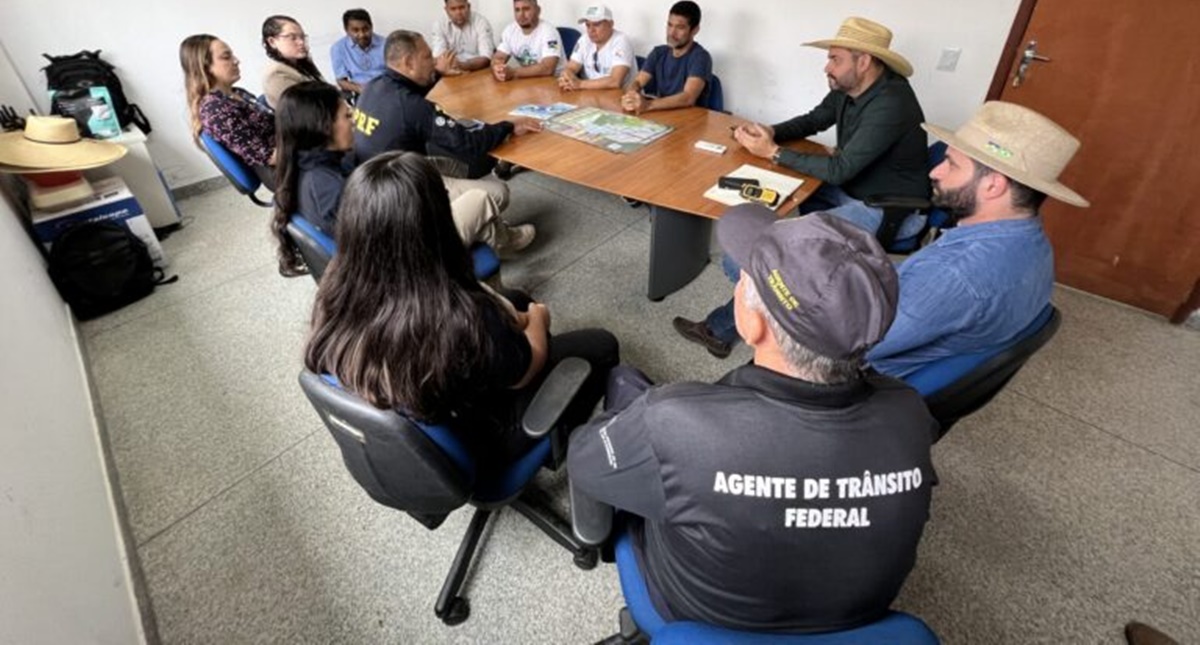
451, 189, 517, 249
444, 175, 511, 213
445, 176, 515, 249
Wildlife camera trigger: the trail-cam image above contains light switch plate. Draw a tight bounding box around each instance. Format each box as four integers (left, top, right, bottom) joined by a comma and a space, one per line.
937, 48, 962, 72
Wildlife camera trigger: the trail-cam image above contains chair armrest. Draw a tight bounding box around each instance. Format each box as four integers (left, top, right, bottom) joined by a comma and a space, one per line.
864, 194, 933, 251
569, 479, 614, 546
427, 155, 470, 179
521, 357, 592, 439
863, 194, 932, 211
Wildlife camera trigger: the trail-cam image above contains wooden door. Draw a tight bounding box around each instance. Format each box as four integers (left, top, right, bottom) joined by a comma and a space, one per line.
990, 0, 1200, 320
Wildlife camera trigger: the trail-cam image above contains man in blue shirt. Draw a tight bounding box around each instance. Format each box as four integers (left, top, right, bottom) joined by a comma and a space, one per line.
621, 1, 711, 113
867, 101, 1088, 377
330, 9, 387, 96
677, 102, 1087, 379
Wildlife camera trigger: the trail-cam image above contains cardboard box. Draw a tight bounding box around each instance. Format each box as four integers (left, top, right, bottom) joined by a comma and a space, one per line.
31, 176, 167, 267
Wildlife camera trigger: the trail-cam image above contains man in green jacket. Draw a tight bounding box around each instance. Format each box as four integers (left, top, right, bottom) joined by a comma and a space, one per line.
676, 16, 930, 358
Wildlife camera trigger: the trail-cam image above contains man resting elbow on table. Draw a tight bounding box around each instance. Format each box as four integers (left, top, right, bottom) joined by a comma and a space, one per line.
353, 30, 543, 255
431, 0, 496, 76
621, 1, 710, 114
491, 0, 561, 81
558, 5, 636, 92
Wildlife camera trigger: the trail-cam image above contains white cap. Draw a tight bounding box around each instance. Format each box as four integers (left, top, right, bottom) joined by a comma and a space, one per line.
578, 5, 613, 23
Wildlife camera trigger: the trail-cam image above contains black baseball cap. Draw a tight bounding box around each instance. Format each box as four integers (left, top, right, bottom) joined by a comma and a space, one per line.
717, 204, 899, 359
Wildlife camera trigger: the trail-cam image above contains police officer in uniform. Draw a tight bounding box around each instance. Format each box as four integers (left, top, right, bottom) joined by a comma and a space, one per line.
569, 205, 938, 633
353, 29, 542, 252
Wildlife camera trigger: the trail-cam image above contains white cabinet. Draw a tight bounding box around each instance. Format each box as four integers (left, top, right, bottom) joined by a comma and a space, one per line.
90, 128, 182, 229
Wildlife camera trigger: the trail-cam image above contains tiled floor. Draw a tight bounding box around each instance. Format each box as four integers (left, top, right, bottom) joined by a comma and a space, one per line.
84, 175, 1199, 643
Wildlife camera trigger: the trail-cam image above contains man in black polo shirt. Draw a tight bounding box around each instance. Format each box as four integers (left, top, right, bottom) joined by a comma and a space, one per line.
674, 17, 929, 357
569, 204, 937, 633
353, 29, 542, 251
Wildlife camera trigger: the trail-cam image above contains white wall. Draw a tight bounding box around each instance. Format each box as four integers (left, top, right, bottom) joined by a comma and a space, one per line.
0, 0, 1020, 188
0, 44, 145, 645
0, 189, 145, 643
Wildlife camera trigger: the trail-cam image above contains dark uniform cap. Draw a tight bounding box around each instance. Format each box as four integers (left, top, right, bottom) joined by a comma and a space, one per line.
717, 204, 899, 360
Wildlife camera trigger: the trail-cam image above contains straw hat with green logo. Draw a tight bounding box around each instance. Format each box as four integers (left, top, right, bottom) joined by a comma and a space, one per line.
923, 101, 1089, 208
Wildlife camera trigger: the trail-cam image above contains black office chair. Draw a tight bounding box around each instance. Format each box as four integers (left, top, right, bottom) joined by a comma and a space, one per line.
198, 130, 273, 207
865, 142, 950, 253
904, 304, 1062, 440
299, 357, 600, 626
285, 214, 501, 285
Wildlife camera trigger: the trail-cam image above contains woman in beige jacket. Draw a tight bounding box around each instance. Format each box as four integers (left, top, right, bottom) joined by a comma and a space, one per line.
260, 15, 325, 109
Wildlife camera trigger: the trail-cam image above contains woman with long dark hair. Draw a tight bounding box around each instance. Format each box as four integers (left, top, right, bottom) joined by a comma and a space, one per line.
271, 81, 353, 276
261, 15, 325, 109
179, 34, 276, 186
304, 152, 618, 463
272, 82, 537, 276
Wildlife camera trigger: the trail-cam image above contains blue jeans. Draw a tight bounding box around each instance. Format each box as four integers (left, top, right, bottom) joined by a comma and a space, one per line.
803, 183, 926, 240
703, 255, 743, 345
702, 184, 924, 346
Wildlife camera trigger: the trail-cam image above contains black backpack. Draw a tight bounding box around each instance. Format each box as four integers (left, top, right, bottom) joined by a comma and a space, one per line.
42, 50, 152, 134
48, 221, 176, 320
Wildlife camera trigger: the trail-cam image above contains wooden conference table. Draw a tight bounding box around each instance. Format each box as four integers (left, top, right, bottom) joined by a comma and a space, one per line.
428, 71, 824, 300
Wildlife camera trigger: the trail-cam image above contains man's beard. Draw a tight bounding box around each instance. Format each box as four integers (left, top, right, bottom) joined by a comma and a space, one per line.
931, 178, 980, 224
827, 69, 858, 93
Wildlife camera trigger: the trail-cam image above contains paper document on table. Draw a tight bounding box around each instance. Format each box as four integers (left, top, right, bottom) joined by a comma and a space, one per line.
703, 164, 804, 207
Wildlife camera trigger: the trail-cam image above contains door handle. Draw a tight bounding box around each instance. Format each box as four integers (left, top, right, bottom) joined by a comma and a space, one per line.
1012, 40, 1052, 88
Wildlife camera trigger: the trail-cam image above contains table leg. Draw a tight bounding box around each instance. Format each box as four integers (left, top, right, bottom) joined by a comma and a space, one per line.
647, 205, 712, 301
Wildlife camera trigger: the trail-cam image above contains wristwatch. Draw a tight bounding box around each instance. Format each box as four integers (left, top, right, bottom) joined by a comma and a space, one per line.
770, 146, 784, 165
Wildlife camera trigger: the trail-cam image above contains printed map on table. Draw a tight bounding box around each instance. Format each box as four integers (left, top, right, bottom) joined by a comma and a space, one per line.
543, 106, 673, 154
508, 102, 577, 120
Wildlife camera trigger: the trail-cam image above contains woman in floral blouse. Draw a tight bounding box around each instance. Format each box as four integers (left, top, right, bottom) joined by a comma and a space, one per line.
179, 34, 276, 186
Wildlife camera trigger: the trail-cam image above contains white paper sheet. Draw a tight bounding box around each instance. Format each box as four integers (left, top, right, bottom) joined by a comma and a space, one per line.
703, 164, 805, 207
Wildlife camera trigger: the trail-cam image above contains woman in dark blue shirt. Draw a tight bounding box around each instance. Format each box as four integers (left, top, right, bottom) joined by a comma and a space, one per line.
271, 81, 353, 276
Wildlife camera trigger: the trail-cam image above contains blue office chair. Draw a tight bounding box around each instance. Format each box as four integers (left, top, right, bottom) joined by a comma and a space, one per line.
285, 214, 501, 284
285, 215, 336, 281
569, 490, 939, 644
558, 26, 581, 60
704, 73, 726, 113
904, 304, 1061, 440
866, 142, 950, 253
198, 130, 273, 207
299, 357, 599, 625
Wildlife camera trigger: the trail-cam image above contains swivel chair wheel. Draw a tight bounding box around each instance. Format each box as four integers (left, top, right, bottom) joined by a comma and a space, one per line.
574, 548, 599, 570
440, 597, 470, 626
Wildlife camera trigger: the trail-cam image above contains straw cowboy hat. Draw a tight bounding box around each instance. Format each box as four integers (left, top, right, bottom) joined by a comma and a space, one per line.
0, 115, 126, 173
804, 17, 913, 78
924, 101, 1089, 207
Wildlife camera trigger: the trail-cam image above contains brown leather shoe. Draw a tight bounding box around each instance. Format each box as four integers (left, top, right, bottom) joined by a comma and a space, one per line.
672, 316, 732, 358
1125, 622, 1179, 645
